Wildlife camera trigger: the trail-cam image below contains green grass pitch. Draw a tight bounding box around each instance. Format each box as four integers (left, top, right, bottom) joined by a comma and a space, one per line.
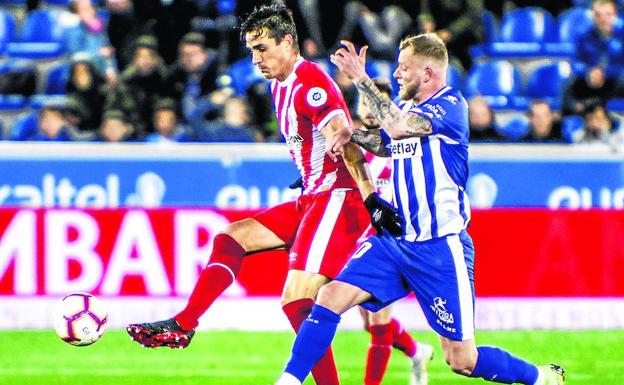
0, 329, 621, 385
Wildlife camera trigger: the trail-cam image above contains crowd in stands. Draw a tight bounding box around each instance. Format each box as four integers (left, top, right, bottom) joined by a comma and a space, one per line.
0, 0, 623, 148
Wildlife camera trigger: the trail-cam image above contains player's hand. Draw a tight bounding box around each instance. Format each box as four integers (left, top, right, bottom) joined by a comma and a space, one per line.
326, 126, 353, 161
330, 40, 368, 83
364, 193, 404, 236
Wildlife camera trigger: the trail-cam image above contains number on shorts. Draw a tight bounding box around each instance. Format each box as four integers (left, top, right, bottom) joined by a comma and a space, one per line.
352, 242, 372, 259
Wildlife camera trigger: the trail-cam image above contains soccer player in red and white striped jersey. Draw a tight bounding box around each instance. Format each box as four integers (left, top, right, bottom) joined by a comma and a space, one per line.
127, 5, 403, 385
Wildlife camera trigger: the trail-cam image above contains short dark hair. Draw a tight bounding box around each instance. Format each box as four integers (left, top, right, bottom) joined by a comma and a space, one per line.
372, 77, 392, 97
239, 3, 299, 52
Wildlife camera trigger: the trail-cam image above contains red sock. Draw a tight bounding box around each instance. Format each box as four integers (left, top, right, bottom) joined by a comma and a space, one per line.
175, 233, 245, 330
282, 298, 340, 385
390, 318, 416, 357
365, 323, 393, 385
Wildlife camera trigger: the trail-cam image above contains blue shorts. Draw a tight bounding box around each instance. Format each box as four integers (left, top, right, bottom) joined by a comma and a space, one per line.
336, 230, 475, 341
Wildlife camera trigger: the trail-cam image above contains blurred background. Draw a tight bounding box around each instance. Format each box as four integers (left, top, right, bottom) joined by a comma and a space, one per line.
0, 0, 622, 383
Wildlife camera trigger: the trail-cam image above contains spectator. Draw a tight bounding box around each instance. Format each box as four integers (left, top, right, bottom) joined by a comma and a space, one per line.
575, 0, 624, 81
144, 98, 193, 142
574, 100, 624, 145
31, 103, 87, 142
468, 96, 506, 141
106, 0, 154, 71
562, 66, 618, 116
287, 0, 363, 57
418, 0, 484, 70
164, 32, 228, 130
66, 55, 108, 132
200, 96, 255, 142
65, 0, 118, 84
356, 1, 413, 60
98, 109, 134, 142
522, 101, 564, 143
106, 35, 167, 138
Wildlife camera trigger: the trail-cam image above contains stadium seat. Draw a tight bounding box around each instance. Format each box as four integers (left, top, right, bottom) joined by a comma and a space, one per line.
482, 10, 498, 43
525, 61, 572, 109
473, 7, 557, 58
227, 58, 267, 95
7, 9, 66, 59
0, 10, 16, 55
29, 94, 68, 110
498, 114, 530, 140
447, 64, 465, 93
543, 7, 594, 56
0, 94, 28, 110
558, 7, 593, 43
9, 112, 39, 141
562, 115, 583, 143
45, 61, 70, 95
465, 60, 524, 109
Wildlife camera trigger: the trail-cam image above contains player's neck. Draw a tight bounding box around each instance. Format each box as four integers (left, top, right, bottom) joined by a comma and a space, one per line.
414, 80, 446, 104
277, 54, 304, 82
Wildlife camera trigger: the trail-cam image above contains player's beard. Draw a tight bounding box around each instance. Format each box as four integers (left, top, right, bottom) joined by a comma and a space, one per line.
399, 80, 420, 101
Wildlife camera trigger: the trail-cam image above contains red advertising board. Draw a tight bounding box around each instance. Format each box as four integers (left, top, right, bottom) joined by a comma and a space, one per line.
0, 208, 622, 297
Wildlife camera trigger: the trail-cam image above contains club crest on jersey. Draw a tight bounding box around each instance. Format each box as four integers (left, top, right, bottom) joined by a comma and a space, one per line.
287, 134, 304, 148
306, 87, 328, 107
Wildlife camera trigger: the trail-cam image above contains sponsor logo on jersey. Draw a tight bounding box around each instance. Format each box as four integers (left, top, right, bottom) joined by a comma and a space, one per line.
306, 87, 328, 107
430, 296, 454, 324
287, 134, 304, 148
390, 137, 423, 158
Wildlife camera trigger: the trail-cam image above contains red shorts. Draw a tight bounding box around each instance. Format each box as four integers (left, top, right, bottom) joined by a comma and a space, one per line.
253, 188, 371, 279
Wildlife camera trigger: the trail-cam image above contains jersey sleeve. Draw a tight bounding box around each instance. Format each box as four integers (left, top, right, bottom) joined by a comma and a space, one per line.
407, 92, 469, 142
296, 67, 349, 131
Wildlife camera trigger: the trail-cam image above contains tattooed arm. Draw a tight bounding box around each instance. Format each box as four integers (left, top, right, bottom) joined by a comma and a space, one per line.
355, 77, 432, 140
351, 129, 389, 157
321, 114, 376, 200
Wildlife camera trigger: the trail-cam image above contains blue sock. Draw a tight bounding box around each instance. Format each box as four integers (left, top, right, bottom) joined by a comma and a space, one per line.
470, 346, 539, 384
283, 305, 341, 383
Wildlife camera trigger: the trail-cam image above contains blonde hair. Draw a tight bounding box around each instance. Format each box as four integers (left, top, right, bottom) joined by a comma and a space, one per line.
399, 33, 448, 65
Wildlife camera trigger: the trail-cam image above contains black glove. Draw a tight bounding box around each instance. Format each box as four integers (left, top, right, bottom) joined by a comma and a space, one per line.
364, 193, 404, 236
288, 177, 304, 191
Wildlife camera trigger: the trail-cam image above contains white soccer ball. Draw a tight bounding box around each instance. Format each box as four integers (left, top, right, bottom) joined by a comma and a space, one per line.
53, 292, 108, 346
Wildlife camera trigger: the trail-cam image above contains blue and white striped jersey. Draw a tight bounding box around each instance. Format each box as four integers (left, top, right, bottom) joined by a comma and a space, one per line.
385, 86, 471, 242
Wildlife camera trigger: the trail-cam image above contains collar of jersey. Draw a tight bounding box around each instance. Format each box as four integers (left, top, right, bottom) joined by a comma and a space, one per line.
278, 58, 305, 86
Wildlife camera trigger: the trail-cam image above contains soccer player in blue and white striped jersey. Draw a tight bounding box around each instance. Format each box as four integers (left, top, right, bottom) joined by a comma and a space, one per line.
274, 34, 565, 385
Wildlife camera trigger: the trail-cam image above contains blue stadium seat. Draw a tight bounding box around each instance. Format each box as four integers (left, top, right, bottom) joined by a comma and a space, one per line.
562, 115, 583, 143
7, 9, 66, 59
465, 60, 524, 109
482, 10, 498, 43
29, 94, 68, 110
0, 10, 16, 55
473, 7, 557, 58
543, 7, 594, 56
558, 7, 593, 43
525, 61, 572, 109
498, 114, 530, 140
45, 61, 70, 95
227, 58, 267, 95
9, 112, 39, 141
447, 64, 465, 93
0, 94, 28, 110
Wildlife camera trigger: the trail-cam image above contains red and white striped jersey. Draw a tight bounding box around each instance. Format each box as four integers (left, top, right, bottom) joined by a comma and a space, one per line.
271, 59, 357, 195
365, 152, 393, 202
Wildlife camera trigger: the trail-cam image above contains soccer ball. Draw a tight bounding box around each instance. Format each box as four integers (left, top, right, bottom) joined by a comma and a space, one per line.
53, 292, 108, 346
